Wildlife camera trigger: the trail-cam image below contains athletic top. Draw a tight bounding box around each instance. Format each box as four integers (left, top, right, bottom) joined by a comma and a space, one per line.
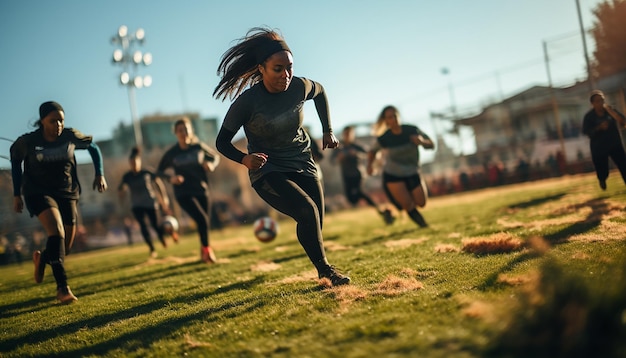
332, 142, 367, 179
119, 170, 159, 209
10, 127, 98, 199
217, 77, 331, 184
582, 108, 625, 150
157, 142, 219, 197
371, 124, 431, 177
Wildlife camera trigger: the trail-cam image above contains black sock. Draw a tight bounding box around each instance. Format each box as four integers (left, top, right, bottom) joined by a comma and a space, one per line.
51, 263, 68, 288
46, 235, 68, 288
408, 208, 428, 228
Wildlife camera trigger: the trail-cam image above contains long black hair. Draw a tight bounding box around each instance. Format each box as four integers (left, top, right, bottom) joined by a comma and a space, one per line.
213, 27, 287, 101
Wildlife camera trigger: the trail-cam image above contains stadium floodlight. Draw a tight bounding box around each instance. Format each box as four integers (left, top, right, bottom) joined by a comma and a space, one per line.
110, 25, 152, 148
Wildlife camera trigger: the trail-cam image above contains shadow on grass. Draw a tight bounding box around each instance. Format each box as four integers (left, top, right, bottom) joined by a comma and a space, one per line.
478, 197, 611, 291
1, 278, 314, 356
507, 193, 567, 210
0, 260, 213, 319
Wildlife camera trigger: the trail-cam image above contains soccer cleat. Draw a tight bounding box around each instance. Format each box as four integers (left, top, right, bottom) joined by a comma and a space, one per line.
318, 265, 351, 286
56, 286, 78, 304
381, 209, 396, 225
599, 180, 607, 190
201, 246, 216, 264
33, 250, 45, 284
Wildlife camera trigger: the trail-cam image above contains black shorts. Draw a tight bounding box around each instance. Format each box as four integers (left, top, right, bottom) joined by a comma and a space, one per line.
24, 194, 77, 226
382, 172, 422, 191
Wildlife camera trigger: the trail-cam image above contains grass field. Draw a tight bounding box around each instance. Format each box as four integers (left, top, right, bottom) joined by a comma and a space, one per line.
1, 172, 625, 357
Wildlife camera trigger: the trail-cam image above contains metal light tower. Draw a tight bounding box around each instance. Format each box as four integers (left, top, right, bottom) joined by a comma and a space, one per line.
111, 25, 152, 148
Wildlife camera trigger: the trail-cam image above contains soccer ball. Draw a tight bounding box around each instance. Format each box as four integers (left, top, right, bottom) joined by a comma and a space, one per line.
253, 217, 278, 243
162, 215, 179, 234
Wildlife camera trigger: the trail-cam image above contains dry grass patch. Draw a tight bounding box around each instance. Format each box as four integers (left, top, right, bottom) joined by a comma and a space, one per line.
324, 241, 351, 251
496, 218, 525, 229
384, 237, 428, 248
250, 261, 281, 272
462, 233, 525, 255
497, 271, 539, 286
276, 269, 318, 285
374, 275, 424, 297
435, 243, 460, 253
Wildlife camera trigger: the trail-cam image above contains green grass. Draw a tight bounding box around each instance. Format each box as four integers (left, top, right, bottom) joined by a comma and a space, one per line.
1, 173, 625, 357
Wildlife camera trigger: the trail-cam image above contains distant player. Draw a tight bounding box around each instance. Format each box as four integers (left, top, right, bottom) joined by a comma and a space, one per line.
157, 117, 220, 264
367, 105, 434, 228
118, 146, 172, 258
582, 90, 626, 190
332, 125, 394, 224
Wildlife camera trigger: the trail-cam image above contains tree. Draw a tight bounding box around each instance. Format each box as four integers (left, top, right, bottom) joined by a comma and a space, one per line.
590, 0, 626, 78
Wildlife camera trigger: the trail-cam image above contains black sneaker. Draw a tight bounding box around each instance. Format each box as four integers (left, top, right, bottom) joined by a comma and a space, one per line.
381, 209, 396, 225
600, 180, 607, 190
318, 265, 351, 286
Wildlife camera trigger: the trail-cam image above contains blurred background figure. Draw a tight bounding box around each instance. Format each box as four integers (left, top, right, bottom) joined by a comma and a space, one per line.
332, 125, 394, 224
118, 146, 172, 258
367, 105, 434, 229
158, 117, 220, 264
582, 90, 626, 190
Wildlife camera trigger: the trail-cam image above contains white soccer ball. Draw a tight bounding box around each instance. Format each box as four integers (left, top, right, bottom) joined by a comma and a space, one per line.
162, 215, 179, 234
253, 217, 278, 243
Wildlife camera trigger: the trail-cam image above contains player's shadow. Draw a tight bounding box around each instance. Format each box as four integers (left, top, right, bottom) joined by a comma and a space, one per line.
507, 193, 567, 210
479, 197, 612, 290
542, 197, 609, 244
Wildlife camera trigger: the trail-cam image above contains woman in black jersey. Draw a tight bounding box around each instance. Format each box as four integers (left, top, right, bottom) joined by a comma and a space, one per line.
366, 105, 434, 228
213, 27, 350, 286
582, 90, 626, 190
332, 125, 395, 224
10, 101, 108, 304
158, 117, 220, 264
119, 146, 172, 258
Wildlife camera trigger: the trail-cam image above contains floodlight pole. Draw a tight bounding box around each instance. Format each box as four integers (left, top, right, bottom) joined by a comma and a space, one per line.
111, 25, 152, 149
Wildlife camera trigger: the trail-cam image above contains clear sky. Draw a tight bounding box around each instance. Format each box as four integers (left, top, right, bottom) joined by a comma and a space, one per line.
0, 0, 604, 168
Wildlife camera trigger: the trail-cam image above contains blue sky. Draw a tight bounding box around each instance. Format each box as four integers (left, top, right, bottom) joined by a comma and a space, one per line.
0, 0, 604, 168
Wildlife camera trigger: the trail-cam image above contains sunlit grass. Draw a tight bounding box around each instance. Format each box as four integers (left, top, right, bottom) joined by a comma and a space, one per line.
1, 172, 625, 357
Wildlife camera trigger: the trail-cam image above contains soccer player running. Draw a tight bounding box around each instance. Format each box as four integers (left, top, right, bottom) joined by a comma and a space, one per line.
157, 117, 220, 264
118, 146, 172, 258
582, 90, 626, 190
367, 105, 434, 229
332, 125, 395, 224
213, 27, 350, 286
10, 101, 108, 304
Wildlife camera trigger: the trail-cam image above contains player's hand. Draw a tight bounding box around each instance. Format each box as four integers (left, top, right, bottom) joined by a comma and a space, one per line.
242, 153, 268, 170
171, 175, 185, 185
93, 175, 108, 192
322, 132, 339, 149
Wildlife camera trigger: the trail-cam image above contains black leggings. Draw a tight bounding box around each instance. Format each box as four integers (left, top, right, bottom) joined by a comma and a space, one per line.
343, 175, 377, 208
132, 207, 165, 251
176, 195, 211, 247
591, 144, 626, 183
253, 172, 328, 267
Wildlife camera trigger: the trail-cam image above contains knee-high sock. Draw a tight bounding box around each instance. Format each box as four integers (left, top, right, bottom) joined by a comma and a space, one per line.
46, 235, 68, 288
